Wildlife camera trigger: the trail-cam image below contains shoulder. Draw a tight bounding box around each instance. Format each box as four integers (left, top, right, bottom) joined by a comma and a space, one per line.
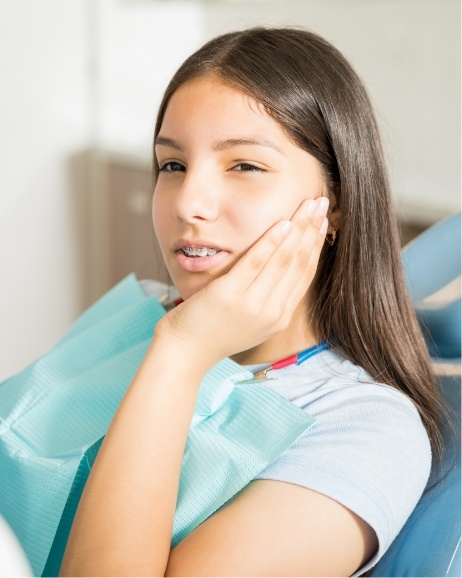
253, 349, 432, 574
257, 349, 431, 470
259, 348, 430, 450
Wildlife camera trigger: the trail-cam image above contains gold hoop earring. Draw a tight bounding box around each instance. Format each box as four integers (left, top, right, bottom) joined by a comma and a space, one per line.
326, 228, 337, 246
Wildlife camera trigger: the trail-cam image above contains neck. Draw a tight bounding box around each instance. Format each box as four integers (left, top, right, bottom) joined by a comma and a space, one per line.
230, 299, 318, 366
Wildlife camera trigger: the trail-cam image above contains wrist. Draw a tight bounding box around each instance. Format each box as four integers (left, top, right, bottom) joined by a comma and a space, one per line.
150, 321, 222, 377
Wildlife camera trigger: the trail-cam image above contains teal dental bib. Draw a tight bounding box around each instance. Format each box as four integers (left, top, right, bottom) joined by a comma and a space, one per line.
0, 275, 316, 576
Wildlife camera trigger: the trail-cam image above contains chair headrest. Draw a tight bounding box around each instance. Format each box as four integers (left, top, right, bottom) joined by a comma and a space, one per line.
402, 214, 461, 359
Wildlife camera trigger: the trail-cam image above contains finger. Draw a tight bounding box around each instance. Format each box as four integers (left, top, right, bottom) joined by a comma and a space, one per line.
222, 218, 293, 295
246, 197, 328, 305
272, 199, 328, 304
285, 215, 328, 311
270, 203, 328, 312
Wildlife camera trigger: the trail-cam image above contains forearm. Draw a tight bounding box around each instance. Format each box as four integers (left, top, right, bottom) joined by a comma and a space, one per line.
59, 336, 210, 577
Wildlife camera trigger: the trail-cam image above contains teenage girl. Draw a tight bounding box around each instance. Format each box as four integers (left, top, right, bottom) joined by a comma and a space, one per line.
60, 28, 441, 577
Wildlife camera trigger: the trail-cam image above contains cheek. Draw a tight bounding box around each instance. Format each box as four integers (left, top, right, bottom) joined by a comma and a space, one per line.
152, 193, 169, 249
227, 173, 320, 251
226, 197, 287, 253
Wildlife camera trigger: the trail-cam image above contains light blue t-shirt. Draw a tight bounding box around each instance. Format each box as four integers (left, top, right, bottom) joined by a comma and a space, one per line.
243, 349, 431, 576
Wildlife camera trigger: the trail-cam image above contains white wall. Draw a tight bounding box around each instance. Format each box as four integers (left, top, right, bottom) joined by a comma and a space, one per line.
0, 1, 90, 380
96, 0, 204, 152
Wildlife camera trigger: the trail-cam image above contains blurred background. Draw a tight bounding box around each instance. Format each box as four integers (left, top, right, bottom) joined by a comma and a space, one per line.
0, 0, 460, 381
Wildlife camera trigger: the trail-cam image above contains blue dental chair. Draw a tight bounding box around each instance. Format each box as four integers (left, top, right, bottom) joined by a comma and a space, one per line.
371, 213, 461, 577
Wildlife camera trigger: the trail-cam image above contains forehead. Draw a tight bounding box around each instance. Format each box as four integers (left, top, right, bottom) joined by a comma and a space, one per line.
159, 75, 289, 144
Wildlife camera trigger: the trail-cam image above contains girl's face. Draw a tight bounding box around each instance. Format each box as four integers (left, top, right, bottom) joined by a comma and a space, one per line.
153, 76, 326, 300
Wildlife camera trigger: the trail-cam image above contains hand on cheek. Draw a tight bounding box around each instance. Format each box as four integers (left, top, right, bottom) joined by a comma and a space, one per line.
154, 197, 329, 368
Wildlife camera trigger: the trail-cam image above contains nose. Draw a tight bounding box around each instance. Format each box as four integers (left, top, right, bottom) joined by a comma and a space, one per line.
172, 168, 220, 224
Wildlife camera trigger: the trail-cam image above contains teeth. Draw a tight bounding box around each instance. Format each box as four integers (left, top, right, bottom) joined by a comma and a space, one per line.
182, 247, 219, 257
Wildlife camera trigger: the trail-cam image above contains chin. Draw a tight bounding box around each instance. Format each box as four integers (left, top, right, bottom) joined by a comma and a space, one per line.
171, 274, 214, 301
169, 258, 235, 300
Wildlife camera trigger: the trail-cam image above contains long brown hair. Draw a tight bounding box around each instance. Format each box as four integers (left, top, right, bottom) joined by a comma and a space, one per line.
152, 27, 445, 458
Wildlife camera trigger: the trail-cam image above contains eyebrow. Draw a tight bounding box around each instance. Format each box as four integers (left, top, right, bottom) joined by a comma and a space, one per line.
155, 135, 283, 154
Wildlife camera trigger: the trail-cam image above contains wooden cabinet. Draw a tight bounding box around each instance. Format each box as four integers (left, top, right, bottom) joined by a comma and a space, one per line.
77, 149, 170, 307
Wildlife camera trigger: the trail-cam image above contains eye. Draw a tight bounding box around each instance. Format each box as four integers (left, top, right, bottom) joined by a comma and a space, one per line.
158, 161, 186, 172
231, 163, 265, 173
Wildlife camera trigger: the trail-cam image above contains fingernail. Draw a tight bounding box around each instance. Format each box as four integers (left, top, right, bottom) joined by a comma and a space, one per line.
320, 218, 328, 235
317, 197, 329, 216
279, 220, 292, 236
304, 200, 315, 217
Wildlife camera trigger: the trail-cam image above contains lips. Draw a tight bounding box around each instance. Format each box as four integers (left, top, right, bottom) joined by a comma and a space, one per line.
173, 239, 230, 272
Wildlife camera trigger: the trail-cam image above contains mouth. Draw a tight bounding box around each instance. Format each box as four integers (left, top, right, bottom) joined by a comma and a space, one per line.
173, 242, 229, 272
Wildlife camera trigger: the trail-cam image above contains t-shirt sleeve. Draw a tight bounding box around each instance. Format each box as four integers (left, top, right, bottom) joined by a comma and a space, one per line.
253, 386, 432, 576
